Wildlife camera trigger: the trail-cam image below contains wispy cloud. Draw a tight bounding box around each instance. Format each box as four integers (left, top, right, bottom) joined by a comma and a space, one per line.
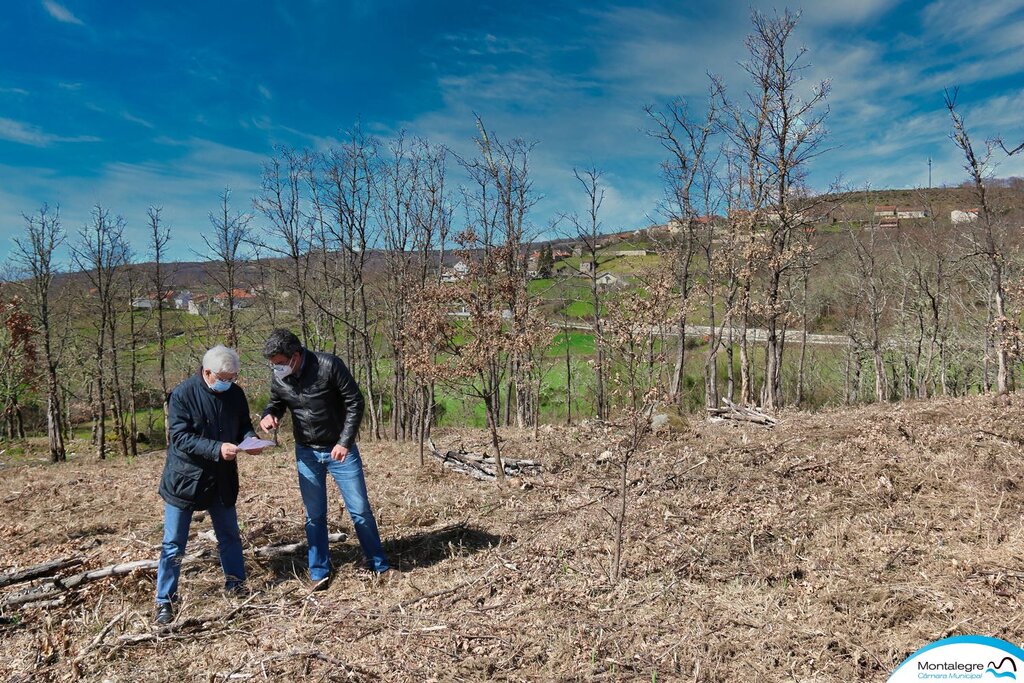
41, 0, 84, 26
0, 117, 100, 147
920, 0, 1024, 40
441, 32, 530, 57
121, 111, 154, 129
798, 0, 897, 26
257, 84, 272, 100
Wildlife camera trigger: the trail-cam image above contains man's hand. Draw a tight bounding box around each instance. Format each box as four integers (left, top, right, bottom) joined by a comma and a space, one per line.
220, 442, 240, 461
259, 414, 279, 432
330, 445, 348, 462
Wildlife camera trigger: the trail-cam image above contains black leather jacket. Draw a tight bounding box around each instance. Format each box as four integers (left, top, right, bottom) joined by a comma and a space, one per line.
160, 373, 255, 510
263, 350, 364, 449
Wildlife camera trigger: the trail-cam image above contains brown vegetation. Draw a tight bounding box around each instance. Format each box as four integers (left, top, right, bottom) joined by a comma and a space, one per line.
3, 395, 1024, 681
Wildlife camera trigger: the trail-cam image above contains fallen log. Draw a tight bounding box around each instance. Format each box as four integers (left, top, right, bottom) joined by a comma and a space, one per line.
2, 553, 207, 608
3, 588, 65, 608
58, 558, 167, 590
0, 556, 84, 588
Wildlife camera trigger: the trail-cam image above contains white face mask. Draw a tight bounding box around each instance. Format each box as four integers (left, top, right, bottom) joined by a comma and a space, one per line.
272, 363, 293, 380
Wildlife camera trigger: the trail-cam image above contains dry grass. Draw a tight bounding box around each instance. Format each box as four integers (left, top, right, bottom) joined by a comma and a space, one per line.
2, 394, 1024, 681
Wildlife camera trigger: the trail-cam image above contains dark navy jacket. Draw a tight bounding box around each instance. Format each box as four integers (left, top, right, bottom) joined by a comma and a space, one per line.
159, 373, 256, 510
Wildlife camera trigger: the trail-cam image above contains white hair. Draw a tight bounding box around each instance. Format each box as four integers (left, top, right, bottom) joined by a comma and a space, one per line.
202, 345, 240, 374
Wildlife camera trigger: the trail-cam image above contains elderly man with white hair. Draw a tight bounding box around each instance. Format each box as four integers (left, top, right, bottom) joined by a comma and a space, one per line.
154, 344, 262, 625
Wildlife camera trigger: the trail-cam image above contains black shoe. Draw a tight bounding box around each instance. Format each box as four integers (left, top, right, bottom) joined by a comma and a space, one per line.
154, 603, 174, 625
223, 582, 247, 598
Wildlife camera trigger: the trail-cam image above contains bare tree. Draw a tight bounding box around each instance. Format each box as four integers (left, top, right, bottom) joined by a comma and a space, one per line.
406, 250, 515, 484
409, 138, 454, 453
945, 88, 1011, 394
602, 268, 671, 581
645, 87, 720, 408
323, 125, 382, 438
375, 132, 421, 440
204, 188, 252, 348
254, 147, 316, 343
72, 205, 130, 459
720, 9, 831, 409
459, 117, 541, 428
568, 167, 608, 420
104, 241, 134, 459
147, 207, 172, 443
11, 205, 68, 461
847, 216, 889, 402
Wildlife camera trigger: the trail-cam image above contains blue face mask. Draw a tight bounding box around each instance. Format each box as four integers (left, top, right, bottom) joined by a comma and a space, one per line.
211, 378, 233, 392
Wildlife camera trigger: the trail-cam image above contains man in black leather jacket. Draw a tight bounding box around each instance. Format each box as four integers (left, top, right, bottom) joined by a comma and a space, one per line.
259, 329, 390, 582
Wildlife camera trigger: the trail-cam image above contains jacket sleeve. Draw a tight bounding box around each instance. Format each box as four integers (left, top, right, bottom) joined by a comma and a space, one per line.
262, 377, 288, 419
333, 356, 364, 449
237, 390, 257, 443
168, 387, 222, 461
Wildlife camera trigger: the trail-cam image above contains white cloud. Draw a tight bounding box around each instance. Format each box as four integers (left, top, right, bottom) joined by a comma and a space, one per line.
0, 117, 100, 147
257, 84, 272, 100
41, 0, 84, 26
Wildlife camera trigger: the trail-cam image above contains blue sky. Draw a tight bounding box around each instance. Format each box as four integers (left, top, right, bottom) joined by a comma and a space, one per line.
1, 0, 1023, 263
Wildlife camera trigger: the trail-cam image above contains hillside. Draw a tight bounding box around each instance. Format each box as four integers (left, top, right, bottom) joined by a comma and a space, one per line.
38, 184, 1018, 298
2, 394, 1023, 681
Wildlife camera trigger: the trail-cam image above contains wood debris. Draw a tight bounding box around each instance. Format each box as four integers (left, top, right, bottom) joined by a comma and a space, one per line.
428, 439, 542, 480
707, 399, 778, 427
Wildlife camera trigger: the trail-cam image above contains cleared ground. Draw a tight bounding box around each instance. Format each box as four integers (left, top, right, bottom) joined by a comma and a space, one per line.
2, 394, 1024, 681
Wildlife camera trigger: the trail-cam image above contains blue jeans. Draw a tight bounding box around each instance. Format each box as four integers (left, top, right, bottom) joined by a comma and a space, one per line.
155, 500, 245, 605
295, 443, 389, 577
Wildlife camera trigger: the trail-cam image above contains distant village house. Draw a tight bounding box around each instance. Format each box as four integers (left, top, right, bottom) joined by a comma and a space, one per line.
441, 260, 470, 283
131, 290, 176, 311
213, 288, 257, 310
874, 206, 928, 227
596, 272, 623, 288
188, 295, 210, 316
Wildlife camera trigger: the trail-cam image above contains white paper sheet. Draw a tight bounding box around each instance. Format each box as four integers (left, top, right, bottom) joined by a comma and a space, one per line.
238, 436, 275, 452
